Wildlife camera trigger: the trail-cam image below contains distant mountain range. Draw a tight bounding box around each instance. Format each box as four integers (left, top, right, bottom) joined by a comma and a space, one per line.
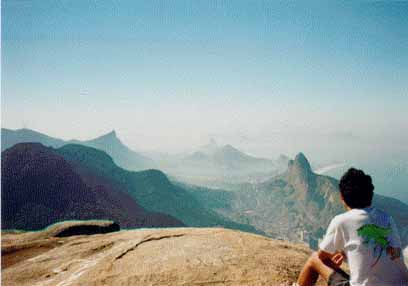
1, 142, 259, 234
2, 128, 287, 187
1, 128, 154, 171
188, 143, 275, 170
2, 128, 66, 150
186, 153, 408, 247
153, 139, 288, 187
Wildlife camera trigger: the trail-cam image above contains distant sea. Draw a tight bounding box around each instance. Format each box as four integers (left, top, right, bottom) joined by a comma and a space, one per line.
322, 161, 408, 205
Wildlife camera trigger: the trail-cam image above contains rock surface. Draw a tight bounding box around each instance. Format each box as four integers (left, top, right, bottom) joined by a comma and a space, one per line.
2, 226, 313, 286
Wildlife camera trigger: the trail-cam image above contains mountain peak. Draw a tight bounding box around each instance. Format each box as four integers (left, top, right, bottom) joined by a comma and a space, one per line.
223, 144, 236, 150
286, 152, 314, 197
288, 152, 312, 175
219, 144, 243, 156
92, 130, 120, 143
105, 130, 117, 138
294, 152, 311, 171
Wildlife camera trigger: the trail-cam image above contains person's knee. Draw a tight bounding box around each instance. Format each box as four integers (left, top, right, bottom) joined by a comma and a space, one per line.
306, 252, 319, 269
306, 251, 336, 281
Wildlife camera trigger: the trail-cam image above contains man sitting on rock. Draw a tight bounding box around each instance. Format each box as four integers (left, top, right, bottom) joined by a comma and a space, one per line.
295, 168, 408, 286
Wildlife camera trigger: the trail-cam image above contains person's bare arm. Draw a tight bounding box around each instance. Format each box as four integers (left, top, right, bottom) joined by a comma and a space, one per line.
318, 249, 345, 269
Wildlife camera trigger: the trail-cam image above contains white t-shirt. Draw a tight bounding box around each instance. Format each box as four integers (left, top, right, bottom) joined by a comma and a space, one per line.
319, 206, 408, 286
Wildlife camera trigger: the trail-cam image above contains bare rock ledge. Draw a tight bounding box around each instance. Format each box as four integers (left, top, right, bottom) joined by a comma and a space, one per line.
2, 224, 314, 286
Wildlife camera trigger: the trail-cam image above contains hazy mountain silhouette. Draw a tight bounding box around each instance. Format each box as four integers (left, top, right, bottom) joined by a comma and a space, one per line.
156, 141, 283, 187
55, 144, 262, 235
1, 128, 154, 171
71, 130, 155, 171
198, 138, 219, 155
1, 128, 65, 151
1, 143, 182, 230
2, 129, 287, 187
185, 143, 275, 170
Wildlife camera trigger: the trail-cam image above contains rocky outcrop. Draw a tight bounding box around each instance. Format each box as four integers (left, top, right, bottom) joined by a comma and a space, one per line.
194, 152, 408, 245
287, 152, 315, 199
2, 225, 313, 286
46, 220, 120, 237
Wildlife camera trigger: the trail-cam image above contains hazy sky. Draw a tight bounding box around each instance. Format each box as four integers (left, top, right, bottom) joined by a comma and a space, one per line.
2, 1, 408, 161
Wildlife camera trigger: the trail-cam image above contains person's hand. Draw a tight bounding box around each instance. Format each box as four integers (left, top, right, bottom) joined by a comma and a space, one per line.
331, 251, 345, 267
386, 246, 401, 260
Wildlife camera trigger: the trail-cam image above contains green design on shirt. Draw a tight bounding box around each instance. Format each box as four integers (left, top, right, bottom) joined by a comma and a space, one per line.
357, 224, 392, 267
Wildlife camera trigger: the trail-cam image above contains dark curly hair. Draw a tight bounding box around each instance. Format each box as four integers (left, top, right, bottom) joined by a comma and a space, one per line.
339, 168, 374, 209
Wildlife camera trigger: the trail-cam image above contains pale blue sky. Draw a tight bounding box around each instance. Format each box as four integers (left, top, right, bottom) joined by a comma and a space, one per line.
2, 1, 408, 161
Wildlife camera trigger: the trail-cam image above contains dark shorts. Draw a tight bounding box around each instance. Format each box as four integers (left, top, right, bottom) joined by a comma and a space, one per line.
328, 269, 350, 286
